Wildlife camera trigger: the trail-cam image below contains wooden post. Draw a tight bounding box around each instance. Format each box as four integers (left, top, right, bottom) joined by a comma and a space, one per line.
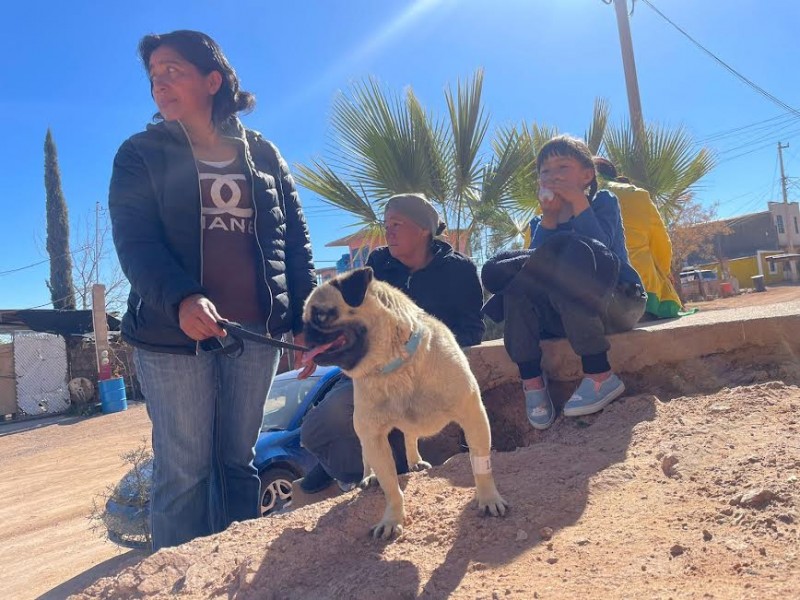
92, 284, 112, 380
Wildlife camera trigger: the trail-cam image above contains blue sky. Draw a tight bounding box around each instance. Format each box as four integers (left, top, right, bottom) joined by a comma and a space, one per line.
2, 0, 800, 309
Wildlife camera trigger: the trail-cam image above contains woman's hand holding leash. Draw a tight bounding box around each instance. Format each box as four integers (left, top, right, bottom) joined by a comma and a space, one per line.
179, 294, 227, 341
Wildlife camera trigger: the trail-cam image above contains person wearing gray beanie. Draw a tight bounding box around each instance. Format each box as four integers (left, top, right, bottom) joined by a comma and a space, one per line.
382, 193, 447, 273
384, 193, 446, 238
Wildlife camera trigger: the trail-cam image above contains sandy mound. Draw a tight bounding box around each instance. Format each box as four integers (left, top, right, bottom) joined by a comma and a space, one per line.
73, 380, 799, 599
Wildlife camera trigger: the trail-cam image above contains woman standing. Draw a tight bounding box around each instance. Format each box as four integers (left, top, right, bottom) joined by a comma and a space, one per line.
109, 30, 315, 550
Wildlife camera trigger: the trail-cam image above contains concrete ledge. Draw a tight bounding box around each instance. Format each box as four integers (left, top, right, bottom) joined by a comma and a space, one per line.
467, 300, 800, 390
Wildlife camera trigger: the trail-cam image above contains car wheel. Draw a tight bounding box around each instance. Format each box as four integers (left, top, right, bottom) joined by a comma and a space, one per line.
107, 529, 151, 551
259, 468, 295, 516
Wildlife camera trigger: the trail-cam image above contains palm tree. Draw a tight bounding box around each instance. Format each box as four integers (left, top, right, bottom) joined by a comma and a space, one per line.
298, 82, 715, 258
295, 70, 531, 258
497, 97, 716, 241
602, 120, 716, 223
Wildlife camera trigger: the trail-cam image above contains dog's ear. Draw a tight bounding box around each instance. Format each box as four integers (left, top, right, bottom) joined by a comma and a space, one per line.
332, 267, 374, 307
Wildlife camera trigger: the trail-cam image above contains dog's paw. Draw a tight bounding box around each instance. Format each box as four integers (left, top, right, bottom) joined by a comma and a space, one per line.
370, 518, 404, 540
477, 492, 509, 517
408, 460, 432, 472
359, 474, 379, 489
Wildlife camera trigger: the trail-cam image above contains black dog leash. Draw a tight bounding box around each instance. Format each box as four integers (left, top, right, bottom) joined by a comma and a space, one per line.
200, 321, 309, 357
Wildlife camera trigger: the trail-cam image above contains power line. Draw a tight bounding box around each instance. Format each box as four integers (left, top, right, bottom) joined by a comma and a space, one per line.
698, 114, 796, 144
0, 246, 92, 277
13, 291, 81, 312
641, 0, 800, 119
0, 257, 52, 276
713, 121, 800, 157
716, 134, 800, 166
703, 117, 800, 154
784, 144, 800, 169
715, 155, 779, 224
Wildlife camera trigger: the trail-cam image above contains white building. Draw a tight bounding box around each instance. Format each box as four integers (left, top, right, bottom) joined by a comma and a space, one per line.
768, 201, 800, 249
767, 201, 800, 279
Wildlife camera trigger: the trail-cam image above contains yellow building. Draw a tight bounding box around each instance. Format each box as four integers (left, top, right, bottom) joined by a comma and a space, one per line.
698, 251, 786, 288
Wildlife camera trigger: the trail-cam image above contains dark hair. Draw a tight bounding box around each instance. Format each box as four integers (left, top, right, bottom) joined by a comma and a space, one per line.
593, 157, 618, 180
536, 135, 598, 201
138, 30, 255, 125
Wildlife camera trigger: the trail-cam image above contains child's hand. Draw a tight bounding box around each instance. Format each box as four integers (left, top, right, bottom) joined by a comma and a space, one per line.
539, 191, 564, 229
549, 180, 590, 215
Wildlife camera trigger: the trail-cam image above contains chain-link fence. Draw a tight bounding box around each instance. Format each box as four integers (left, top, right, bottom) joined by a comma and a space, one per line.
13, 332, 70, 416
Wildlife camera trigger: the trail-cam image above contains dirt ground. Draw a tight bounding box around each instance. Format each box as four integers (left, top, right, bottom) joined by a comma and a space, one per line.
0, 406, 151, 600
685, 282, 800, 313
73, 383, 800, 600
1, 287, 798, 600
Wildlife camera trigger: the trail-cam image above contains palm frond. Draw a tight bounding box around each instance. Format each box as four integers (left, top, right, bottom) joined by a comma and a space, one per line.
479, 127, 533, 211
604, 121, 716, 220
585, 97, 610, 155
476, 208, 530, 253
328, 78, 443, 199
406, 88, 453, 204
295, 159, 380, 225
445, 68, 490, 197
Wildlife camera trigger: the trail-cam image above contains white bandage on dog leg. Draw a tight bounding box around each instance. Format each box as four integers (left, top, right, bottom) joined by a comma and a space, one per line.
470, 455, 492, 475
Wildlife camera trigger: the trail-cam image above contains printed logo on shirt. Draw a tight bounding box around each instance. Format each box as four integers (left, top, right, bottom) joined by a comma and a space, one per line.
198, 161, 254, 234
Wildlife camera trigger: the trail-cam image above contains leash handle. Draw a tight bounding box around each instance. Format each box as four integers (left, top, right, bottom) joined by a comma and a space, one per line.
217, 321, 310, 352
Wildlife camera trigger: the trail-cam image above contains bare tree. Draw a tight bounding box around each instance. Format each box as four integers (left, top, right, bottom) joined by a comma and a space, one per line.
72, 204, 129, 315
668, 201, 732, 274
668, 200, 732, 302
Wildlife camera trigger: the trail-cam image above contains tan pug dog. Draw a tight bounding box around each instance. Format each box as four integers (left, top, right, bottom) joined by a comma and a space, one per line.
301, 267, 508, 539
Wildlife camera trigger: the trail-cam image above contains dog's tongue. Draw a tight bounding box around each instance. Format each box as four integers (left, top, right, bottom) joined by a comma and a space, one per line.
301, 335, 345, 365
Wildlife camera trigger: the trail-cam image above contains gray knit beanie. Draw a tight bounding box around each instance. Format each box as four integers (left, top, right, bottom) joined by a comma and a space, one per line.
384, 193, 443, 236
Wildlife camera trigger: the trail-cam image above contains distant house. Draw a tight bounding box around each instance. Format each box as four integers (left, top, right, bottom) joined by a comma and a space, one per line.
715, 211, 779, 259
314, 266, 338, 285
694, 201, 799, 287
326, 229, 380, 274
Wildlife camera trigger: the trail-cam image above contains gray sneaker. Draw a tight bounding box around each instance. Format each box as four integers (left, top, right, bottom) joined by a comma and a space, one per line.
563, 373, 625, 417
525, 382, 555, 430
337, 480, 356, 492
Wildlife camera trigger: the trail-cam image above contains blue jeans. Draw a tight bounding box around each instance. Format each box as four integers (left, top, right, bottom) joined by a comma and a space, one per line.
134, 328, 281, 551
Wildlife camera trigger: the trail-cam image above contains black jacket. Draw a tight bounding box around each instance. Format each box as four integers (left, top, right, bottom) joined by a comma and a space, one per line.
109, 119, 315, 354
366, 241, 485, 346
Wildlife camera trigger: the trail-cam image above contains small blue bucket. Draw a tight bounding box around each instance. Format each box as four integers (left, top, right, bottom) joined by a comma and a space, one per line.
99, 377, 127, 414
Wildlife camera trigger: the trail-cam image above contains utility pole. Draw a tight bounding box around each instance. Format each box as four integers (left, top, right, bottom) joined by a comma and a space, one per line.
777, 141, 797, 280
778, 142, 790, 206
612, 0, 647, 150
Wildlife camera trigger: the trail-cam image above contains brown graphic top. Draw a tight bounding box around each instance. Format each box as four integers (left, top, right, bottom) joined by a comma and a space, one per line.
199, 156, 266, 324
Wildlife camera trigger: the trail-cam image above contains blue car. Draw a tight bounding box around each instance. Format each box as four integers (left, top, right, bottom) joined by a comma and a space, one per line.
104, 365, 343, 548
